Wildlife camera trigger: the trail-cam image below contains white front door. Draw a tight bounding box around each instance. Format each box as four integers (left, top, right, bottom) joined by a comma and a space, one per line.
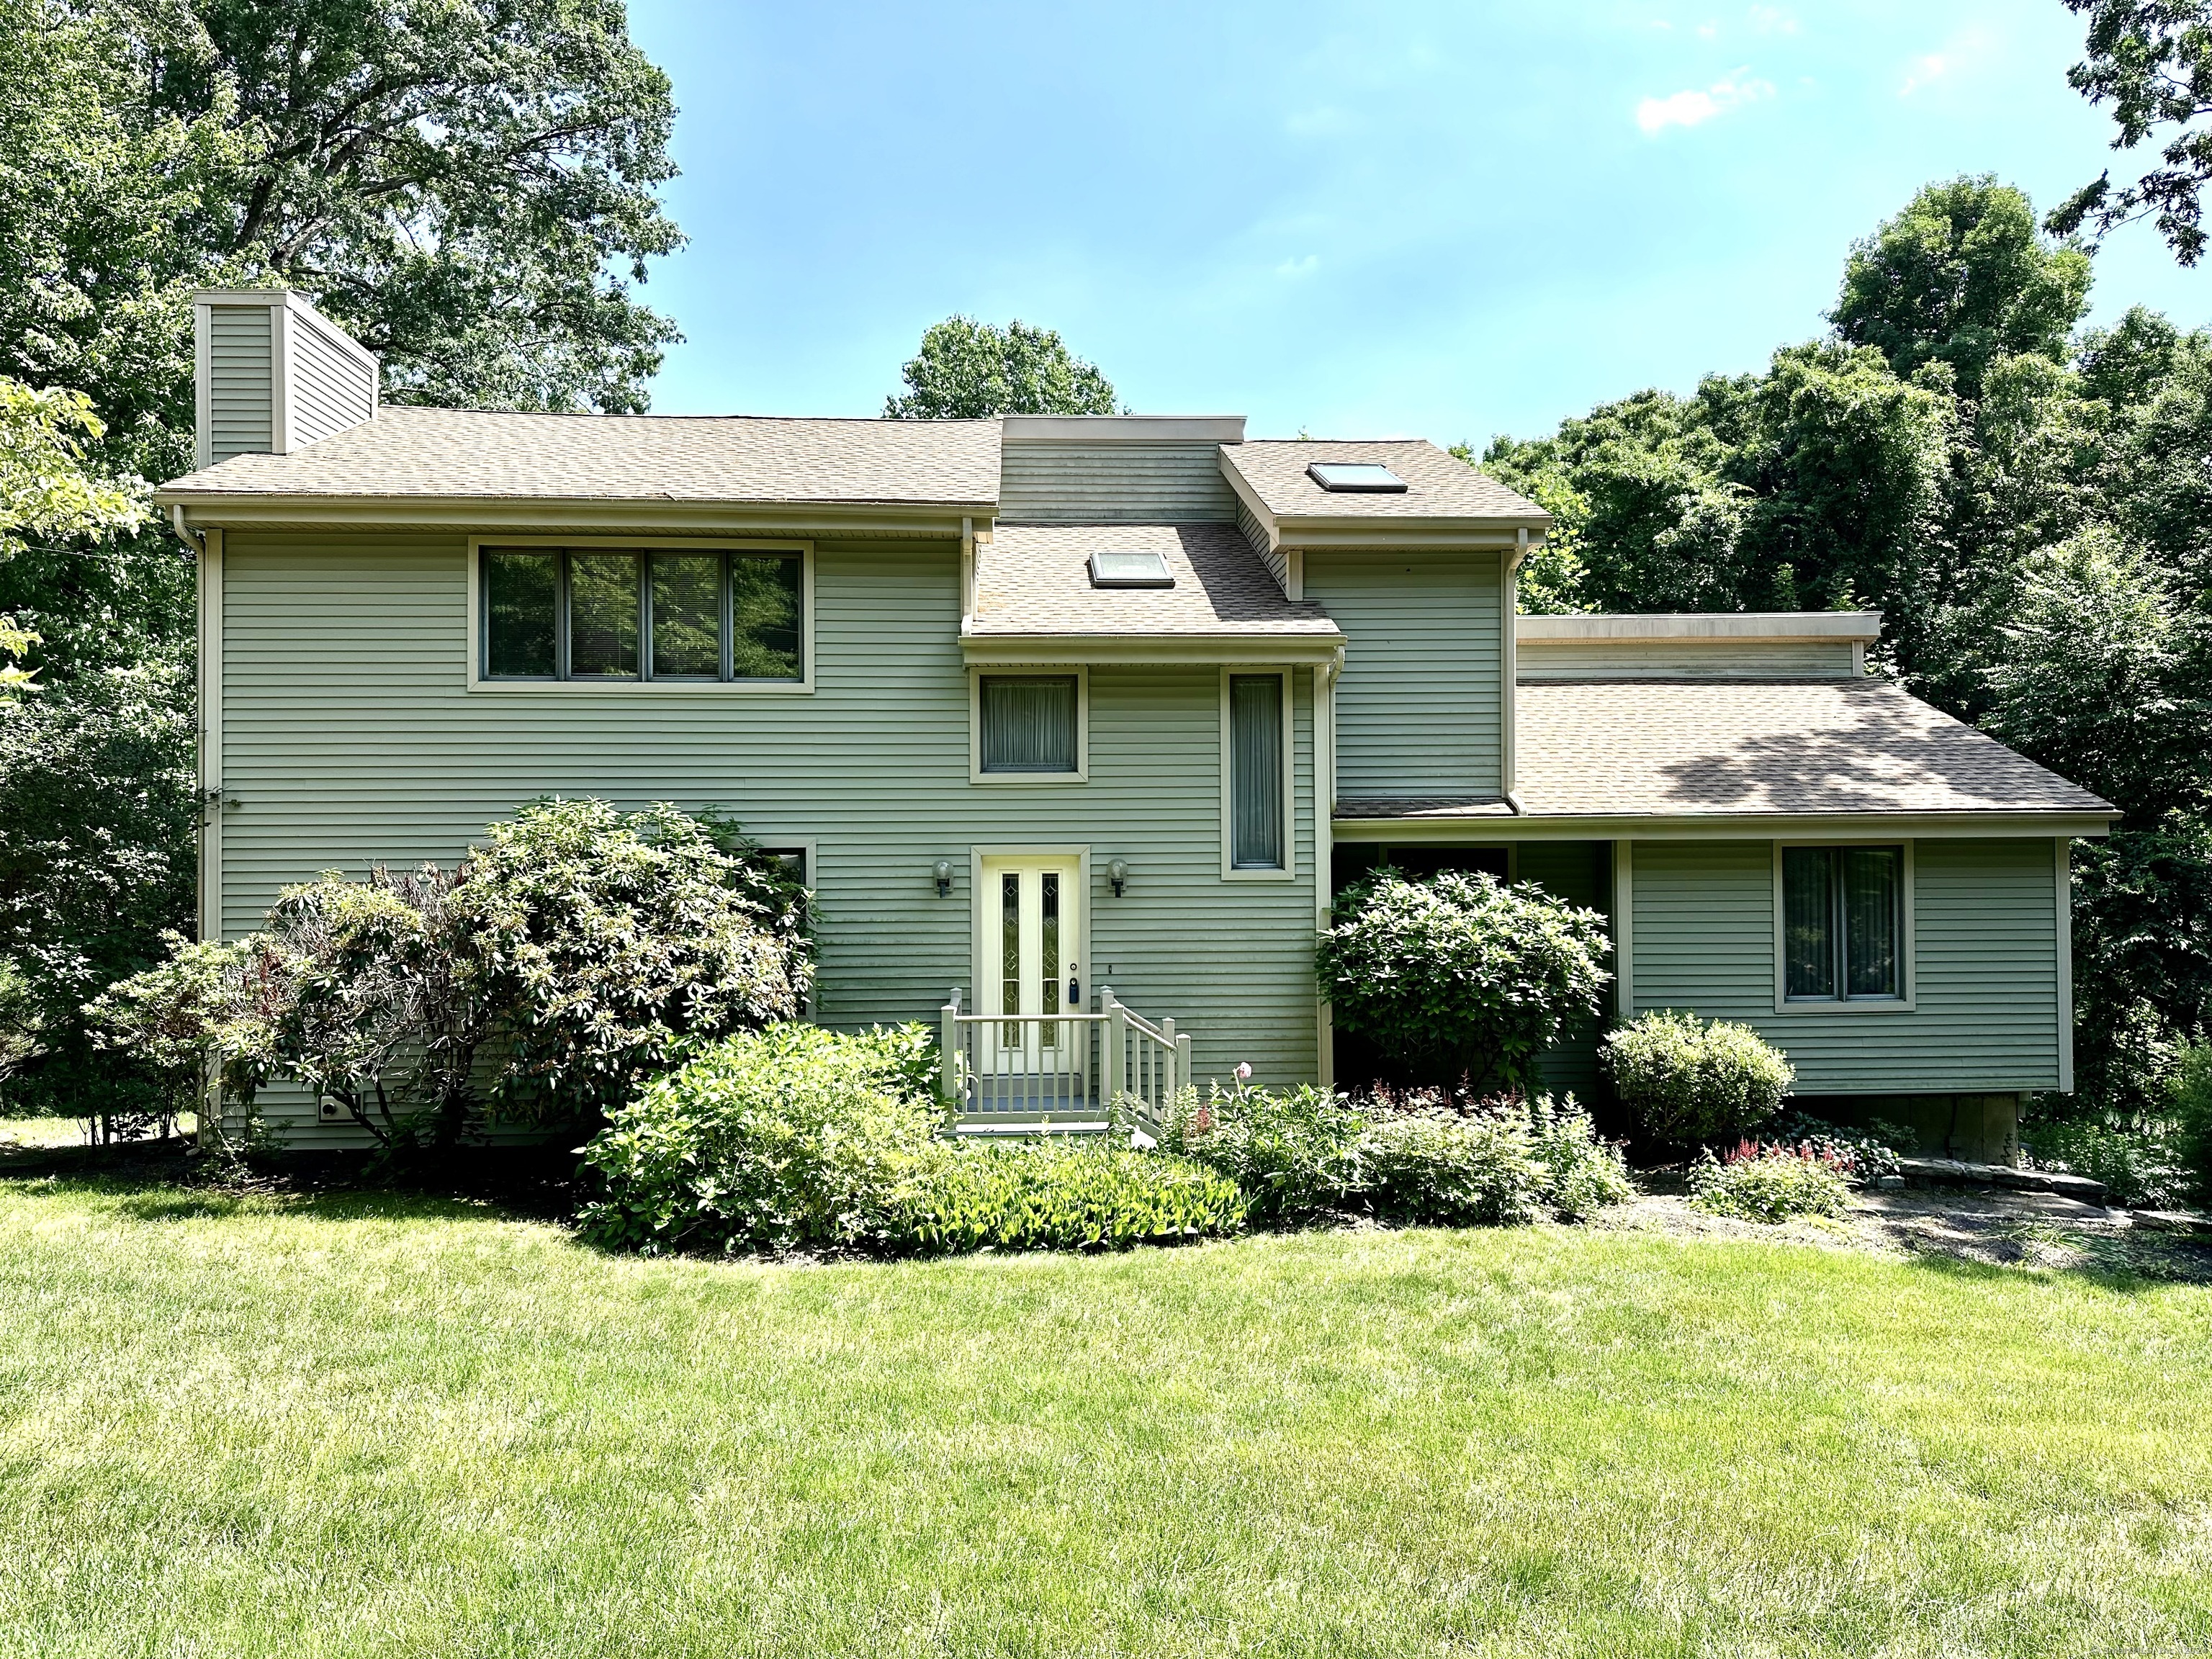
976, 854, 1084, 1094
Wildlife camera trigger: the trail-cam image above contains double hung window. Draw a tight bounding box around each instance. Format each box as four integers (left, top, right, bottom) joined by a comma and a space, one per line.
1781, 845, 1905, 1002
481, 547, 803, 683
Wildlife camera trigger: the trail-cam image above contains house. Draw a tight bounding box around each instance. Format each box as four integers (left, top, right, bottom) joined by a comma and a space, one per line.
156, 290, 2117, 1162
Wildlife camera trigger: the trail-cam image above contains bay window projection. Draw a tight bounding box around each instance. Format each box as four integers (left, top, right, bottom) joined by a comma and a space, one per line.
480, 547, 802, 681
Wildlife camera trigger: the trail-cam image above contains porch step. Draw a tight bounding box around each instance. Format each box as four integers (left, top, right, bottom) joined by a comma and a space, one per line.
953, 1115, 1112, 1138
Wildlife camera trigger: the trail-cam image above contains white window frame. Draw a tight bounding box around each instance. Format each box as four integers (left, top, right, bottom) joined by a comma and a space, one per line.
464, 536, 815, 693
1771, 837, 1917, 1014
1220, 666, 1296, 881
969, 665, 1089, 785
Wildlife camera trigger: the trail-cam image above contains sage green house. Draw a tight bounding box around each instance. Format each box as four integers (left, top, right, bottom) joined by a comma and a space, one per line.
156, 291, 2116, 1161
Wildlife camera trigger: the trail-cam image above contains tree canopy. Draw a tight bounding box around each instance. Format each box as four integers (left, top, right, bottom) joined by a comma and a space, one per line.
885, 316, 1121, 419
2050, 0, 2212, 266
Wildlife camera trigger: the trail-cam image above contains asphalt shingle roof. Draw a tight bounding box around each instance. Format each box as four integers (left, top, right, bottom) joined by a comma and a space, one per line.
968, 523, 1343, 639
157, 408, 1002, 506
1514, 679, 2113, 818
1221, 439, 1547, 523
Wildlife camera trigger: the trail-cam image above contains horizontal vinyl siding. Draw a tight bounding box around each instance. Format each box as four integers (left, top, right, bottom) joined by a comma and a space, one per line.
1514, 840, 1611, 1102
286, 314, 376, 446
998, 443, 1236, 523
220, 534, 1319, 1141
1517, 640, 1857, 680
1629, 838, 2061, 1094
1236, 499, 1288, 593
1305, 549, 1503, 799
208, 307, 272, 460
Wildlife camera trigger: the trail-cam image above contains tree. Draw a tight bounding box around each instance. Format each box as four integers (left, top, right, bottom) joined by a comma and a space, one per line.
2049, 0, 2212, 266
884, 316, 1121, 419
1834, 176, 2092, 400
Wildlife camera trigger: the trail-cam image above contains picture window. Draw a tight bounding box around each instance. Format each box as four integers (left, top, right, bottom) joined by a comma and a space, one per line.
480, 547, 802, 682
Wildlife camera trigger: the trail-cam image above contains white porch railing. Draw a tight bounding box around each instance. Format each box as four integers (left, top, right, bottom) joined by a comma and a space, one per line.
939, 985, 1192, 1133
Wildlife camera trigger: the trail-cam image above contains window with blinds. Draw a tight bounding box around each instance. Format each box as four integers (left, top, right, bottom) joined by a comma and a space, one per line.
1782, 845, 1904, 1001
1228, 673, 1285, 871
979, 675, 1080, 773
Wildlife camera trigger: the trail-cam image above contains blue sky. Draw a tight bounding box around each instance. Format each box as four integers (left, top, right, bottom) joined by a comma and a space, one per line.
626, 0, 2212, 446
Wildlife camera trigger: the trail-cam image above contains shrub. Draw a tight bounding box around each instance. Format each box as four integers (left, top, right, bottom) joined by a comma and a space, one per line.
453, 799, 809, 1122
90, 799, 813, 1151
1689, 1141, 1852, 1223
1152, 1083, 1366, 1223
1161, 1083, 1632, 1226
2022, 1120, 2192, 1208
576, 1022, 940, 1256
1604, 1010, 1794, 1143
1767, 1110, 1912, 1179
1316, 871, 1611, 1092
892, 1141, 1246, 1253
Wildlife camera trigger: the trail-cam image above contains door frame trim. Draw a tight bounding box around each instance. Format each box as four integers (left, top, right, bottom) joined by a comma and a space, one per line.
968, 844, 1093, 1015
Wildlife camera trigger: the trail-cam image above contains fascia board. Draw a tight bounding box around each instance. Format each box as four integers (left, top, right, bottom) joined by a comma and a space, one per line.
1216, 456, 1282, 552
1002, 414, 1246, 444
158, 495, 991, 537
1268, 517, 1547, 549
962, 631, 1343, 666
1516, 611, 1884, 644
1331, 811, 2119, 842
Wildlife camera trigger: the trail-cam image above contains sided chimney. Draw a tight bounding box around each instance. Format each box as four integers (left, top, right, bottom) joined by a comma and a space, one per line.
192, 289, 379, 469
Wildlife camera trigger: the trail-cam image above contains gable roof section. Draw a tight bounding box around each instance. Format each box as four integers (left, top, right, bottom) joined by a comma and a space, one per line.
1220, 439, 1548, 552
963, 523, 1343, 664
155, 408, 1002, 513
1514, 679, 2114, 821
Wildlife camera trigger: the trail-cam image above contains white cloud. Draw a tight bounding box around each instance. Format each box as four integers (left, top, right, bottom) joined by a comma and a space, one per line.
1696, 19, 1719, 38
1899, 52, 1948, 96
1276, 254, 1319, 278
1748, 4, 1797, 33
1635, 70, 1774, 133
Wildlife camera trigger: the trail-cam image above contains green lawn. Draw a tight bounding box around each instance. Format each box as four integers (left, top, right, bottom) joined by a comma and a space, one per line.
1, 1175, 2208, 1658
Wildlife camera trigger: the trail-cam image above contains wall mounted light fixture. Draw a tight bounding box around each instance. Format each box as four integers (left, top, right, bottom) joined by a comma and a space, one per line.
933, 860, 953, 899
1107, 858, 1128, 898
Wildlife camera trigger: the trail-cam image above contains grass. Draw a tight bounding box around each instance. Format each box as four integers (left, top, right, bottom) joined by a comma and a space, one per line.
1, 1174, 2209, 1658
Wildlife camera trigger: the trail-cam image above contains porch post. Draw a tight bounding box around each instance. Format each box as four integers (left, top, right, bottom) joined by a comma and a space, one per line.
940, 989, 961, 1105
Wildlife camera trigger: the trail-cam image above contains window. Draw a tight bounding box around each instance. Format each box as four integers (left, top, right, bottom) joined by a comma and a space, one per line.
479, 546, 803, 683
1782, 845, 1905, 1002
1223, 670, 1290, 876
1307, 461, 1406, 493
979, 675, 1080, 774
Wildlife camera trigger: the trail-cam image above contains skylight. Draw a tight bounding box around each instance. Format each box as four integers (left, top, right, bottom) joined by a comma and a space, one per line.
1308, 461, 1407, 493
1088, 550, 1176, 588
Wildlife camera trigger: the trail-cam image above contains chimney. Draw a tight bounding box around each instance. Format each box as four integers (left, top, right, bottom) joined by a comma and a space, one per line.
192, 289, 379, 469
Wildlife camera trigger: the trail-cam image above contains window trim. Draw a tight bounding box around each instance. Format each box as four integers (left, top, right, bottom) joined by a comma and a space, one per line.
464, 536, 814, 694
1220, 666, 1296, 881
969, 666, 1089, 785
1771, 837, 1917, 1014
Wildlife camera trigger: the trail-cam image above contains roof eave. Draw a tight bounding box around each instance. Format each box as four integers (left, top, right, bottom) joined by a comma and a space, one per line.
156, 492, 997, 536
1333, 808, 2119, 841
961, 629, 1344, 666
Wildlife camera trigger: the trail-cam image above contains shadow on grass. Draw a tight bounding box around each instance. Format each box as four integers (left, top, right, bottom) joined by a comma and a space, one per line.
0, 1137, 583, 1228
1894, 1223, 2212, 1290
